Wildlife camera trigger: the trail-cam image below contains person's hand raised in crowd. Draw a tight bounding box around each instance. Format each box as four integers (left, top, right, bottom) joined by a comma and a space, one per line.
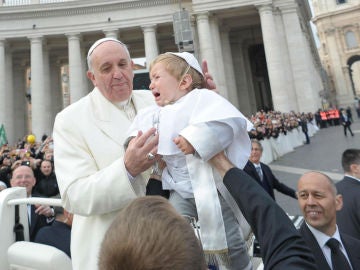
11, 160, 22, 170
173, 135, 195, 155
124, 128, 160, 177
33, 158, 42, 168
42, 137, 54, 153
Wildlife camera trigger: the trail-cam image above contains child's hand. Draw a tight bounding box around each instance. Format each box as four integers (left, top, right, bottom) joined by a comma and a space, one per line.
173, 136, 195, 155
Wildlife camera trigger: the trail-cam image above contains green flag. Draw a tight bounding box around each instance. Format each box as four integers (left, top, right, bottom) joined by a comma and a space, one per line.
0, 124, 8, 147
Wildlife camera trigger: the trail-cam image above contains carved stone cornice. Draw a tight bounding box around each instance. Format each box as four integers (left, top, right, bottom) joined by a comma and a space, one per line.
324, 27, 336, 35
0, 0, 179, 20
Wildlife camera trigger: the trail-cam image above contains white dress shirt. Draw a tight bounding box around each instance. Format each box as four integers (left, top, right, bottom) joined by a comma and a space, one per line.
306, 222, 353, 270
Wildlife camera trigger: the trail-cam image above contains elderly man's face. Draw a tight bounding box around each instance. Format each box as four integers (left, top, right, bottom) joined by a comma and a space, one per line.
87, 41, 135, 103
11, 165, 36, 196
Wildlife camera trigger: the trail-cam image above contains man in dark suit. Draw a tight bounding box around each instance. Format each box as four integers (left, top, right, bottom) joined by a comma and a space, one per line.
35, 206, 72, 257
244, 139, 297, 200
208, 152, 317, 270
297, 171, 360, 270
340, 108, 354, 136
336, 149, 360, 239
10, 165, 55, 241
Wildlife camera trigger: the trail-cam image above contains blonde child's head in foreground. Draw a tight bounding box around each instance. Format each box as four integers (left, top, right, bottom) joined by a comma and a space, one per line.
149, 52, 205, 106
98, 196, 207, 270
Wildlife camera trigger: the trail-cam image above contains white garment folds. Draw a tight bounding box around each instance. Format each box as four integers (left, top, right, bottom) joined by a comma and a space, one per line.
128, 89, 252, 265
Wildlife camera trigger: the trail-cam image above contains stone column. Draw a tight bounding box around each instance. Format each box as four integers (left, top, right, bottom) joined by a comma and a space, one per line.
30, 36, 47, 139
50, 59, 62, 130
42, 45, 53, 136
280, 5, 319, 113
0, 40, 8, 134
196, 12, 218, 87
333, 28, 354, 106
67, 33, 86, 103
191, 19, 200, 59
81, 48, 91, 94
257, 5, 290, 112
142, 25, 159, 68
273, 8, 298, 111
5, 48, 15, 143
13, 63, 27, 141
237, 36, 256, 115
209, 17, 227, 99
104, 29, 119, 39
0, 41, 17, 144
221, 29, 239, 108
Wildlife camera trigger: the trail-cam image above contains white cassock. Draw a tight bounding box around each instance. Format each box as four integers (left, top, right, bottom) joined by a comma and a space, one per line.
54, 88, 154, 270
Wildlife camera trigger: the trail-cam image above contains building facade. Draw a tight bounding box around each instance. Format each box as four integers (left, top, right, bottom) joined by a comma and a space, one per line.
311, 0, 360, 109
0, 0, 324, 144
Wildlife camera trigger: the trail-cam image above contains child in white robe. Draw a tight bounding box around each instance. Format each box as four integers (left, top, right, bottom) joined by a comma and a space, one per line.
127, 52, 253, 270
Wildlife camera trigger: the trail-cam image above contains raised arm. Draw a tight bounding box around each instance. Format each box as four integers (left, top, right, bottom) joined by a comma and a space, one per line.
209, 152, 317, 270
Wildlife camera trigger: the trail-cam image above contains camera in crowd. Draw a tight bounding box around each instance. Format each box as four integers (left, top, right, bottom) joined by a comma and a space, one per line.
21, 160, 30, 167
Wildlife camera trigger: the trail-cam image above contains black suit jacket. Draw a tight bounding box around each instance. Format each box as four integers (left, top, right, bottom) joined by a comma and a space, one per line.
243, 161, 297, 200
29, 204, 52, 241
224, 168, 317, 270
336, 176, 360, 240
34, 220, 71, 257
146, 178, 170, 198
340, 114, 352, 126
299, 222, 360, 270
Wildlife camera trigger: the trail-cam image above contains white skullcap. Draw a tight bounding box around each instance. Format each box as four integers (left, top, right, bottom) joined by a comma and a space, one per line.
166, 52, 203, 77
87, 37, 125, 58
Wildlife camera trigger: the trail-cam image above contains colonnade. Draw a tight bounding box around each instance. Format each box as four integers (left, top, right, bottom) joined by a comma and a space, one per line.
0, 1, 323, 145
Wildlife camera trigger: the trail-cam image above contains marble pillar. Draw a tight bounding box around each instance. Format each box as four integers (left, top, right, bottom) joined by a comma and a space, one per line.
142, 25, 159, 68
67, 33, 86, 103
257, 5, 291, 112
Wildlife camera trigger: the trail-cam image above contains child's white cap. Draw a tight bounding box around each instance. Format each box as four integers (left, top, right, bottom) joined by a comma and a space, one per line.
87, 37, 125, 58
166, 52, 204, 77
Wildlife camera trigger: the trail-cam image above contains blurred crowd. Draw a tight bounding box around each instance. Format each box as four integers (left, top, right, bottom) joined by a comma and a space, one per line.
0, 134, 58, 197
0, 107, 357, 265
248, 110, 314, 141
0, 107, 355, 192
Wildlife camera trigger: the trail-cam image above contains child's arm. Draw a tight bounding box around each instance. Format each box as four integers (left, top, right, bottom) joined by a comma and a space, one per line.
178, 122, 233, 161
173, 136, 195, 155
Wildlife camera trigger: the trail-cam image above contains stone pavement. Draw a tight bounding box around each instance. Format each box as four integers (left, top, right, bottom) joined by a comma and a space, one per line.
269, 117, 360, 216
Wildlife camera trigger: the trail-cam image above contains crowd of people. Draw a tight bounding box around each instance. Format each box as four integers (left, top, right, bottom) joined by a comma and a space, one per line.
0, 109, 324, 193
0, 134, 72, 257
0, 134, 57, 196
0, 37, 359, 270
248, 110, 313, 141
247, 105, 357, 143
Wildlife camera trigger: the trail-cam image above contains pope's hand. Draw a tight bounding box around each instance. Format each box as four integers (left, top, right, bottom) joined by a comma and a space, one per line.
124, 128, 161, 177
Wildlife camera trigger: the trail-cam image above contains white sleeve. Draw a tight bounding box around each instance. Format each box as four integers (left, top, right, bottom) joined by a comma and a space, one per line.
180, 122, 233, 161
